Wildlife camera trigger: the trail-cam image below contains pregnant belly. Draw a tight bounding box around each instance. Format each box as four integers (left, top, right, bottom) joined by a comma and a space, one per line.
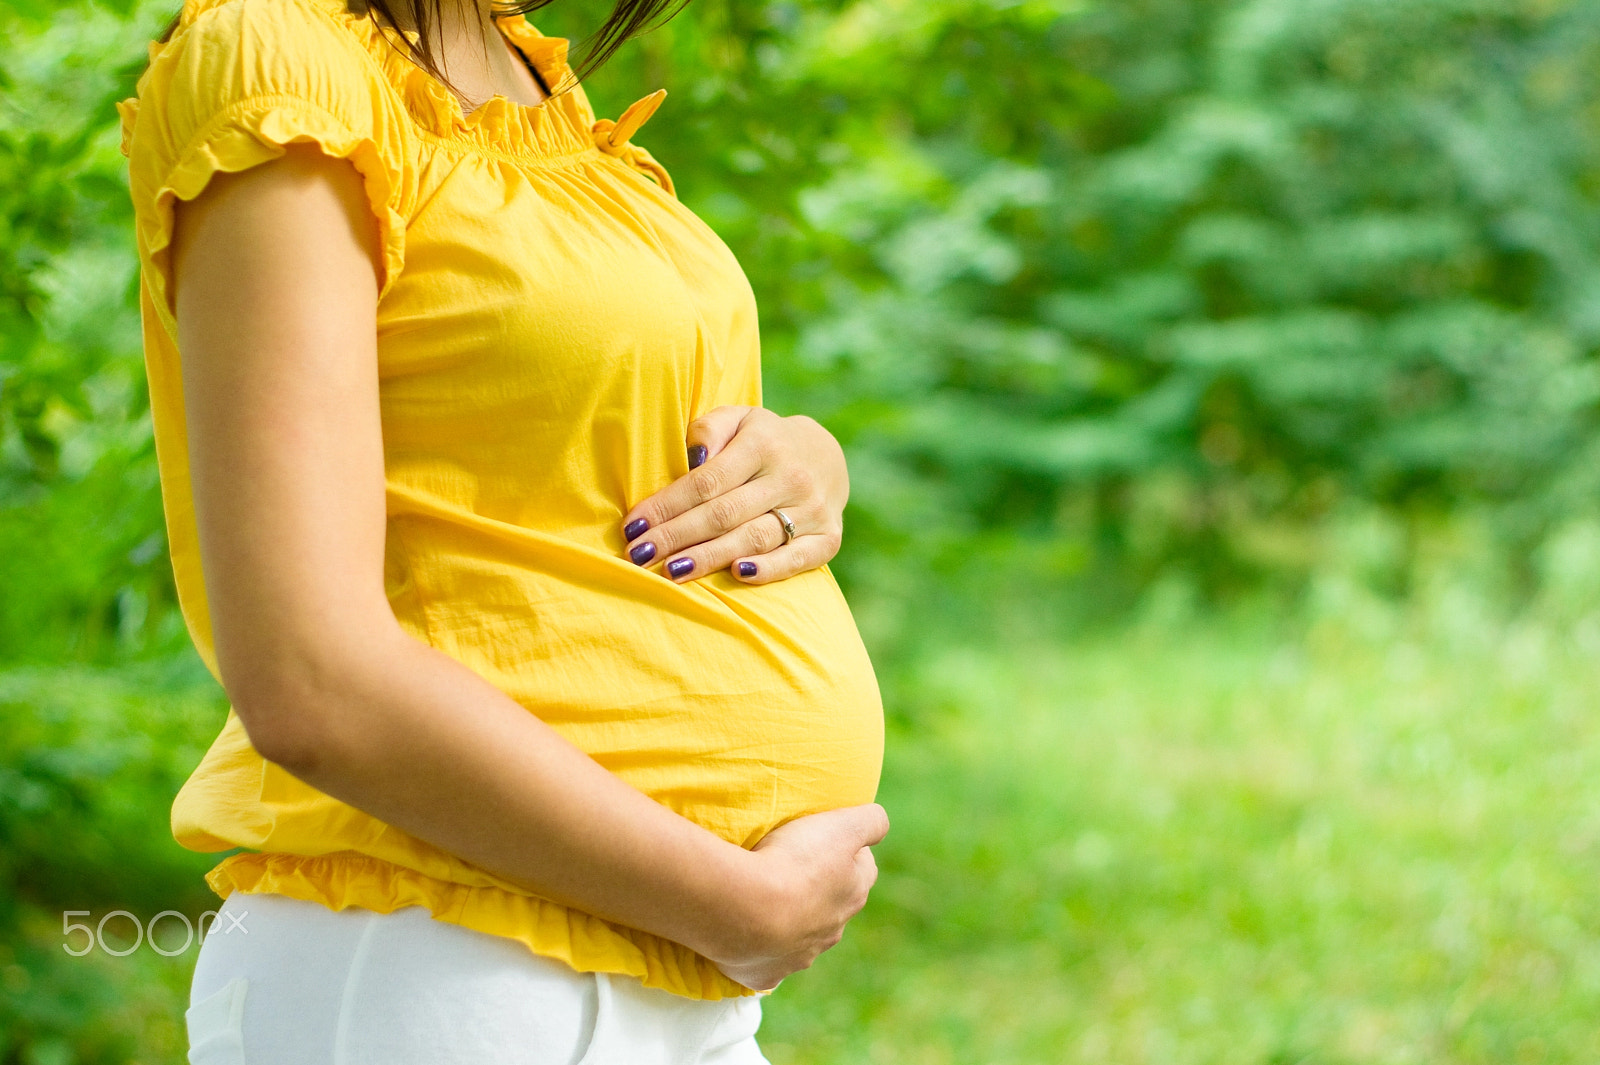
415, 557, 886, 848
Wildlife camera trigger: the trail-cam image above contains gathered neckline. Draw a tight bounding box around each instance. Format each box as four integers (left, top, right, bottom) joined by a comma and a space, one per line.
331, 2, 598, 159
131, 0, 674, 173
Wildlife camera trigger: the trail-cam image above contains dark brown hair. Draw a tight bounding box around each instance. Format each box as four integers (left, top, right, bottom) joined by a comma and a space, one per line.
153, 0, 689, 96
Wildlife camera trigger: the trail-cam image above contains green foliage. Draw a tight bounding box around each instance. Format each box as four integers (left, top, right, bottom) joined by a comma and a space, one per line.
0, 6, 227, 1059
0, 662, 225, 1063
0, 1, 180, 665
3, 0, 1599, 1059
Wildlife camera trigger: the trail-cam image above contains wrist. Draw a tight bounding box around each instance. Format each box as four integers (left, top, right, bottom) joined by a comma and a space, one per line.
678, 837, 780, 965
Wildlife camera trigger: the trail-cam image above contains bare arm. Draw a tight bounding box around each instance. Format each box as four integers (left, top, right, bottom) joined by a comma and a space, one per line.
170, 142, 886, 990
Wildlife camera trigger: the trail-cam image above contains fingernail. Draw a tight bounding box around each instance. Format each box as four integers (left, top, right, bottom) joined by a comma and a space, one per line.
737, 561, 757, 578
630, 541, 657, 565
667, 557, 695, 579
688, 445, 708, 469
624, 518, 649, 541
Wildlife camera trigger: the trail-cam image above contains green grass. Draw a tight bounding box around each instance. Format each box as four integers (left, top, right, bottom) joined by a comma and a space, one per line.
760, 604, 1600, 1064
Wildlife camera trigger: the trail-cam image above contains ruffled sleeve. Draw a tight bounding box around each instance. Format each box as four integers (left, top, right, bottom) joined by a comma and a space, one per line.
119, 0, 413, 325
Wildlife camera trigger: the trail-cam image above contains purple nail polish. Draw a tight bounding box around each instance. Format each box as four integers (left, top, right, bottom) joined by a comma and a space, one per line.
667, 557, 694, 579
624, 518, 649, 541
738, 561, 757, 578
630, 541, 657, 565
688, 445, 708, 469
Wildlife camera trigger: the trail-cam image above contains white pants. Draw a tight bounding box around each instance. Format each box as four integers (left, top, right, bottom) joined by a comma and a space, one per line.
187, 891, 771, 1065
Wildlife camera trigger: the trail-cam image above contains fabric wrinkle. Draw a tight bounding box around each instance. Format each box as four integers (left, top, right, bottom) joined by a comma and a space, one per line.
332, 909, 381, 1065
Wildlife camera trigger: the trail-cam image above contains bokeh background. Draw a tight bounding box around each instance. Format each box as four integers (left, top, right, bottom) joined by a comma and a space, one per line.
4, 0, 1600, 1060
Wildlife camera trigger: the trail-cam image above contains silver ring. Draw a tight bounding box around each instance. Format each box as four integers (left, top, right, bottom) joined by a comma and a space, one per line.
770, 507, 798, 545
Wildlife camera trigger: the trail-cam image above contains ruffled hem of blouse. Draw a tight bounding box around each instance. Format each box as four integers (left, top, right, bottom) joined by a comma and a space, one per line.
206, 850, 757, 1002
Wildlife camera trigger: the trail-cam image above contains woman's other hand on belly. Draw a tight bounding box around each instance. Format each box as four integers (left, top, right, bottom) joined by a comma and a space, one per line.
703, 802, 889, 992
620, 406, 848, 585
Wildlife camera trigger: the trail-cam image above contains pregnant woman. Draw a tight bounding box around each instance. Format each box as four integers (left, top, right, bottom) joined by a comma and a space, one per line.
115, 0, 887, 1061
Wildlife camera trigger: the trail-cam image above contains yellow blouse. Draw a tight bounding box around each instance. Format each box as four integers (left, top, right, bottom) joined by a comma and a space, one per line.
118, 0, 883, 1001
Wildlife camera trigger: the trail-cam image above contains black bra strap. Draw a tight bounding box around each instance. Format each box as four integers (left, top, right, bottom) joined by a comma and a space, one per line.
503, 32, 554, 97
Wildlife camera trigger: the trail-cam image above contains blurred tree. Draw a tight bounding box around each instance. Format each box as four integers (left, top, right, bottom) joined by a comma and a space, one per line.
1, 6, 220, 1059
1, 1, 178, 664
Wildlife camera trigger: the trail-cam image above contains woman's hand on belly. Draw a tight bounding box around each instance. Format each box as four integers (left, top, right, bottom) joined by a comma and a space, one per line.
703, 802, 889, 992
620, 406, 848, 585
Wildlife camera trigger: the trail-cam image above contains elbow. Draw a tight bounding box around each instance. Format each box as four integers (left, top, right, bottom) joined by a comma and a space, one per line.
232, 693, 329, 775
227, 667, 341, 775
220, 632, 378, 775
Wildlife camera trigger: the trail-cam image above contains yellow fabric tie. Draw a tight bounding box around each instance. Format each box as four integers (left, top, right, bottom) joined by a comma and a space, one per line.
591, 89, 674, 197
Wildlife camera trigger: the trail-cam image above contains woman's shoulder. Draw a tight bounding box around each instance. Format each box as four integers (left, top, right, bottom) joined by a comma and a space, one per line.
120, 0, 412, 165
161, 0, 375, 49
119, 0, 416, 315
156, 0, 377, 63
128, 0, 397, 125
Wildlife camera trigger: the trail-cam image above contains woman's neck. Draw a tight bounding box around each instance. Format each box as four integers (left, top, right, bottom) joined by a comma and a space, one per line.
389, 0, 493, 38
392, 0, 549, 113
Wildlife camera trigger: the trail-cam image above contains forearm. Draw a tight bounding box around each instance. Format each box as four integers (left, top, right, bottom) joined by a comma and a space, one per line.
254, 618, 763, 966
